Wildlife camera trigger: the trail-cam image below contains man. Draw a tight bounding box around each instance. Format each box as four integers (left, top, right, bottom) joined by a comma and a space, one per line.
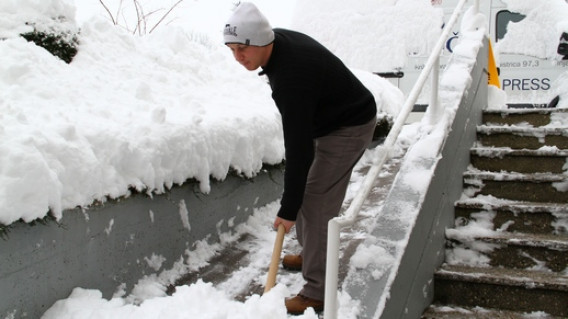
224, 2, 377, 315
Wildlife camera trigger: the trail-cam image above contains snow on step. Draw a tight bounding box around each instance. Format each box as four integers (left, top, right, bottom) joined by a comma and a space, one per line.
482, 108, 568, 127
422, 304, 565, 319
433, 264, 568, 316
476, 124, 568, 149
462, 175, 568, 210
436, 264, 568, 291
470, 146, 568, 174
454, 198, 568, 235
446, 229, 568, 251
464, 170, 567, 183
471, 146, 568, 158
445, 222, 568, 272
455, 196, 568, 215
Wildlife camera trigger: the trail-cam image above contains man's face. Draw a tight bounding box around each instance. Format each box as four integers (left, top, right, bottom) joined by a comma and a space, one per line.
226, 43, 268, 71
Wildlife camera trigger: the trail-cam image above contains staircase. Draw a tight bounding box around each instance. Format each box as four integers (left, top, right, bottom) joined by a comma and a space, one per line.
422, 108, 568, 318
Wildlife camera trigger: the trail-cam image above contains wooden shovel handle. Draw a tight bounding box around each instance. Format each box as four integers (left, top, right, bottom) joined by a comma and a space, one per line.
264, 223, 286, 293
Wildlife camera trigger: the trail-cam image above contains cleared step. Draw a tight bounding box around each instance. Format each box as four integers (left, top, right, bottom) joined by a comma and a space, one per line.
422, 304, 564, 319
463, 171, 568, 203
455, 200, 568, 235
470, 147, 568, 174
477, 126, 568, 149
446, 231, 568, 272
433, 264, 568, 317
482, 108, 568, 127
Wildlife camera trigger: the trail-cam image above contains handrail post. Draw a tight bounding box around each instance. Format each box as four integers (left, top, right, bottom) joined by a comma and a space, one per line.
429, 56, 440, 125
324, 219, 341, 319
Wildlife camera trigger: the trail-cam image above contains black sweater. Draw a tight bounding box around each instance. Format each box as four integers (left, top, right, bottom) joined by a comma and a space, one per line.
260, 28, 376, 221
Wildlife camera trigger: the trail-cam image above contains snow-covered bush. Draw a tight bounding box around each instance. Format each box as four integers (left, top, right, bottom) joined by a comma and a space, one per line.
0, 0, 80, 63
20, 18, 79, 64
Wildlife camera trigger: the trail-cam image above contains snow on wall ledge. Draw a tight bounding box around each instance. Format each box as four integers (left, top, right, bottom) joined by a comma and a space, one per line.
0, 20, 286, 226
0, 8, 400, 227
341, 8, 488, 319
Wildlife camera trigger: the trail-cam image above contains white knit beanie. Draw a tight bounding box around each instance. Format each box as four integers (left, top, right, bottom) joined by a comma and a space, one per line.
223, 2, 274, 46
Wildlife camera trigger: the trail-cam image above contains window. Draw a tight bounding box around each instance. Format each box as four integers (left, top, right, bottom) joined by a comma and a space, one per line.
495, 10, 526, 42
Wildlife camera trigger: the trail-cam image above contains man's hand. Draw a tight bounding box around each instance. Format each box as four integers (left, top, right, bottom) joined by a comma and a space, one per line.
273, 216, 295, 233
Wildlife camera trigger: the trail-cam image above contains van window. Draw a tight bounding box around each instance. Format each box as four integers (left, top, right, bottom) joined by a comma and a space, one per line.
496, 10, 526, 42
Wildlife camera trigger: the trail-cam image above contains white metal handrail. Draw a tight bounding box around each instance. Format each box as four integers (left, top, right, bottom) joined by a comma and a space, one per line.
323, 0, 478, 318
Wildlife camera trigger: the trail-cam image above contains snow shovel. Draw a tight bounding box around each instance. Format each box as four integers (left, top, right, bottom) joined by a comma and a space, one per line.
264, 223, 286, 293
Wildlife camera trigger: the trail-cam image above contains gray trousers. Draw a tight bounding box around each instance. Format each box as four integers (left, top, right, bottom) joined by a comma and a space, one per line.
297, 117, 376, 300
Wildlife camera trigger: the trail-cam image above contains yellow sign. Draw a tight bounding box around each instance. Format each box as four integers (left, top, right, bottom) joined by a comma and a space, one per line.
488, 40, 500, 88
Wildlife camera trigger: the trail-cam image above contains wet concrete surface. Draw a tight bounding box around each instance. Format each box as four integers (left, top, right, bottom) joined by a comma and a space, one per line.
168, 153, 404, 303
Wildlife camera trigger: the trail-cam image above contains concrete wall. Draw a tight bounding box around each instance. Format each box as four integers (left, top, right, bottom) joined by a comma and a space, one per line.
344, 38, 488, 318
0, 166, 283, 318
379, 40, 488, 319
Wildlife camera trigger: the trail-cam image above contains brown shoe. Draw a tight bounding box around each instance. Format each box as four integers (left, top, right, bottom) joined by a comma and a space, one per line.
282, 254, 302, 271
285, 294, 324, 315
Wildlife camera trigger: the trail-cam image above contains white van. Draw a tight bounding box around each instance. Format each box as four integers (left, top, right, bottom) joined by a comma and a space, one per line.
387, 0, 568, 108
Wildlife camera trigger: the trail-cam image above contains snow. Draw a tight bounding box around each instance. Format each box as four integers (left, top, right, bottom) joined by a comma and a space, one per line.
554, 71, 568, 108
40, 201, 322, 319
2, 0, 567, 226
351, 243, 396, 281
43, 282, 292, 319
497, 0, 568, 59
290, 0, 444, 71
1, 0, 567, 318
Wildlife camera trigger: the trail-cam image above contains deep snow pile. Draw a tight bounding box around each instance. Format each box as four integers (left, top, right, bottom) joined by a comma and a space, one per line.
2, 0, 567, 227
0, 0, 403, 226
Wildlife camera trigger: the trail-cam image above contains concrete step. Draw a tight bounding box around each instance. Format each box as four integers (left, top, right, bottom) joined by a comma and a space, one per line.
482, 108, 568, 127
426, 109, 568, 318
455, 199, 568, 235
422, 304, 564, 318
445, 230, 568, 272
433, 264, 568, 317
477, 126, 568, 149
470, 147, 568, 174
463, 171, 568, 203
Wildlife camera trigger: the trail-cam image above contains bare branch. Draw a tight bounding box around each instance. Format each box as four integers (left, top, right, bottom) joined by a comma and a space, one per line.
149, 0, 184, 34
97, 0, 184, 35
119, 9, 131, 32
99, 0, 117, 25
115, 0, 124, 25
